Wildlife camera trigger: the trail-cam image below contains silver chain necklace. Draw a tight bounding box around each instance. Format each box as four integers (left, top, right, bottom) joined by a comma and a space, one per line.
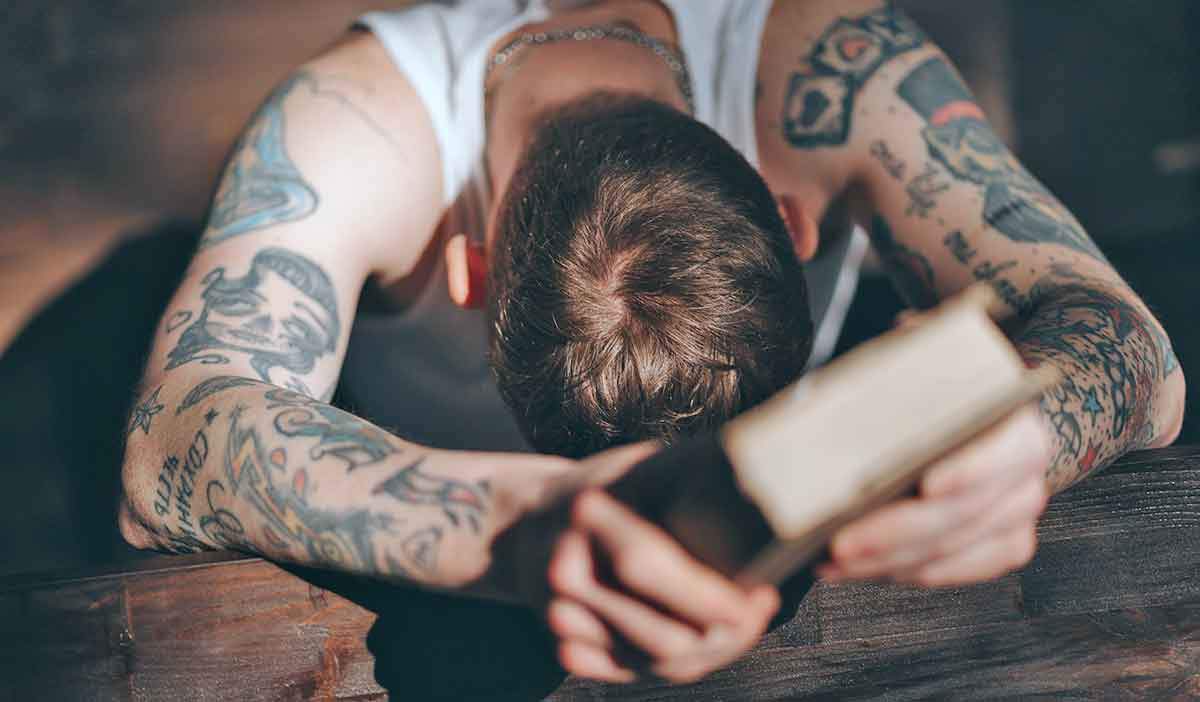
486, 23, 695, 115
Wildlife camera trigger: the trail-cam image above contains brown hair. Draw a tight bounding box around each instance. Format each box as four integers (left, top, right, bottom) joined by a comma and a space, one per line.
488, 95, 812, 457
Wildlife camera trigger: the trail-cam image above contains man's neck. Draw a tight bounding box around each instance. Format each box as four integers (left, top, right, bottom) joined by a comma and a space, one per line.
483, 3, 687, 205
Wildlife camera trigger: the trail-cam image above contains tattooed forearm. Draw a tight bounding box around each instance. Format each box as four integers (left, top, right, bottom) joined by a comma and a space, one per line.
783, 5, 925, 148
210, 403, 397, 569
1014, 278, 1171, 490
870, 215, 937, 308
402, 526, 444, 575
177, 375, 260, 414
372, 458, 492, 534
274, 402, 397, 472
165, 247, 340, 392
896, 57, 1107, 263
139, 380, 501, 583
128, 386, 165, 437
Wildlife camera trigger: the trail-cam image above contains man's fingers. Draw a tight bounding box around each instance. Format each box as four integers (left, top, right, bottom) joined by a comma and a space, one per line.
571, 489, 751, 626
892, 525, 1039, 587
547, 597, 612, 650
921, 407, 1046, 497
558, 641, 636, 683
829, 477, 997, 563
920, 474, 1049, 564
823, 473, 1047, 579
549, 525, 707, 662
828, 408, 1040, 562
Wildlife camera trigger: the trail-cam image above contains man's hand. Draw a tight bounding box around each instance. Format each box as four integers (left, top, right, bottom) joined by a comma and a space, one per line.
814, 404, 1053, 587
500, 442, 780, 684
546, 489, 780, 684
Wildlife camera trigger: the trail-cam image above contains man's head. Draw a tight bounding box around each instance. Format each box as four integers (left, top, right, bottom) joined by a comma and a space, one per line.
478, 95, 813, 457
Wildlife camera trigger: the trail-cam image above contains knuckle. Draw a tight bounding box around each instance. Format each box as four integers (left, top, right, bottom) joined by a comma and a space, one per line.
656, 631, 695, 661
1010, 528, 1038, 566
614, 548, 655, 587
910, 566, 942, 587
927, 538, 955, 561
663, 666, 707, 684
1022, 481, 1050, 519
548, 545, 585, 595
557, 642, 583, 676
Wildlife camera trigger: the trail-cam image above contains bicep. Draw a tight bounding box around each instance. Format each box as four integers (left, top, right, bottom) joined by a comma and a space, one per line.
140, 32, 442, 401
851, 43, 1118, 310
760, 2, 1119, 310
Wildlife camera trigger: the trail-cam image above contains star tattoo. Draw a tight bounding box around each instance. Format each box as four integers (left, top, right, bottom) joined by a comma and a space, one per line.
128, 386, 165, 436
1081, 386, 1103, 420
204, 408, 220, 426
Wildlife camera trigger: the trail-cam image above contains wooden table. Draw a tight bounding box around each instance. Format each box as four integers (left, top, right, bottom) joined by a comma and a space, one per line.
2, 447, 1198, 701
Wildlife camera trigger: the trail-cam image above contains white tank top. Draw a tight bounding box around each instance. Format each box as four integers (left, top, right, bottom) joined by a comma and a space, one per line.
341, 0, 867, 452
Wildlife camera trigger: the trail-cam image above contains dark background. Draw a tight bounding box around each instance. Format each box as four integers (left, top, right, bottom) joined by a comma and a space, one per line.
1, 1, 1197, 579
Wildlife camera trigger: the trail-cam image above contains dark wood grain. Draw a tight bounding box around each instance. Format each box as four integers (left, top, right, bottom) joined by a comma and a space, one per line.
1, 448, 1198, 701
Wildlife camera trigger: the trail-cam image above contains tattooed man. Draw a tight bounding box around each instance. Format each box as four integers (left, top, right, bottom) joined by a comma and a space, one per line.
120, 1, 1184, 686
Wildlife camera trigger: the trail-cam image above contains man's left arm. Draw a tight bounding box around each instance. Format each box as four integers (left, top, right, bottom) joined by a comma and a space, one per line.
757, 0, 1185, 587
762, 1, 1184, 496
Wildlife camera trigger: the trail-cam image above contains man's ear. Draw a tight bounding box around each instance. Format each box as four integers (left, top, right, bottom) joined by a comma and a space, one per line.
777, 195, 819, 262
445, 233, 488, 309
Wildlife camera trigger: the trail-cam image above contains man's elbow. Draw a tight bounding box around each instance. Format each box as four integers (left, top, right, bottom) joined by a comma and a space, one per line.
118, 451, 161, 550
1150, 364, 1186, 448
118, 497, 157, 550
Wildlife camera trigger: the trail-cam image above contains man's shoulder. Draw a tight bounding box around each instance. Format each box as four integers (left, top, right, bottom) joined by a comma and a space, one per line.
754, 1, 922, 199
294, 29, 447, 281
754, 1, 888, 196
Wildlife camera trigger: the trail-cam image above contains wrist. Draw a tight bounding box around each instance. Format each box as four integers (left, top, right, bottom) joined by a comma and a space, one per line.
437, 450, 575, 604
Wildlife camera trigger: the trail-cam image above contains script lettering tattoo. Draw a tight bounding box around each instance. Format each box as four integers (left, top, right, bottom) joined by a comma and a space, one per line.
905, 162, 951, 218
783, 5, 924, 148
897, 57, 1107, 262
165, 247, 340, 387
177, 375, 261, 414
153, 455, 178, 519
869, 140, 906, 180
128, 386, 165, 437
941, 237, 1036, 315
373, 458, 492, 535
153, 418, 220, 555
942, 230, 976, 264
870, 215, 937, 309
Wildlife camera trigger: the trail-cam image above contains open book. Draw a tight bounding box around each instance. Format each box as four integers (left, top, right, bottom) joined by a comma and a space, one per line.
605, 284, 1058, 586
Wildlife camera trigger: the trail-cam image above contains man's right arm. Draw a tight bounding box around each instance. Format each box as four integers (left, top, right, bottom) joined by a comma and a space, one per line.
118, 32, 568, 595
121, 375, 570, 593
